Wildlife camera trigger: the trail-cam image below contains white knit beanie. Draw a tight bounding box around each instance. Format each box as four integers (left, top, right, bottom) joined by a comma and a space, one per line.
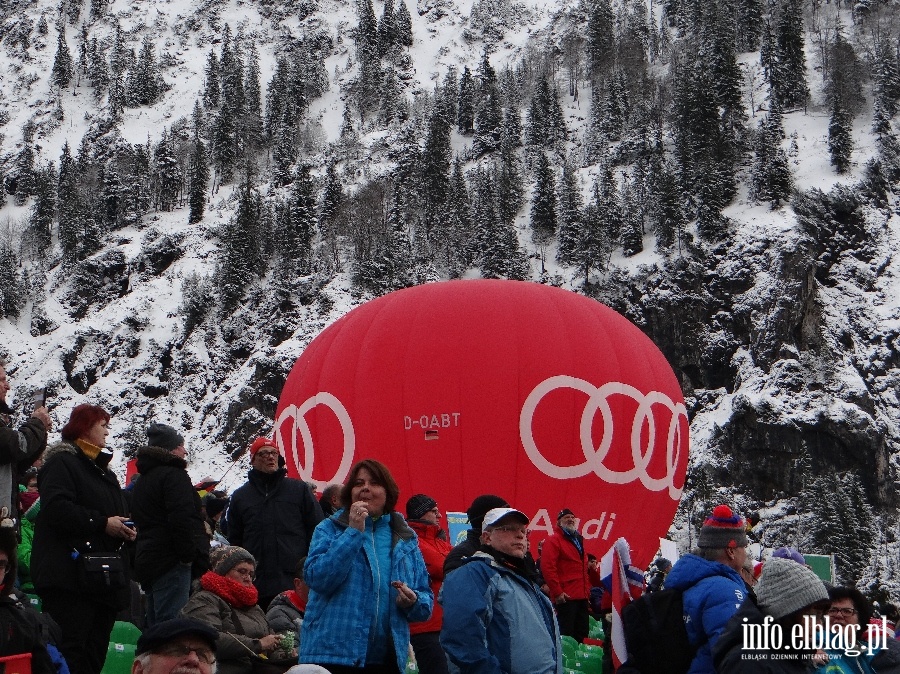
756, 556, 828, 620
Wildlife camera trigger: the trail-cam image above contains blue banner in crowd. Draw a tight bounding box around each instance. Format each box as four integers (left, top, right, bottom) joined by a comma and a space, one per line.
446, 512, 469, 546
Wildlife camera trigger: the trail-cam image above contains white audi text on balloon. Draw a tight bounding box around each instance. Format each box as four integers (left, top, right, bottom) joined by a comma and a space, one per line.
520, 376, 688, 501
274, 393, 356, 491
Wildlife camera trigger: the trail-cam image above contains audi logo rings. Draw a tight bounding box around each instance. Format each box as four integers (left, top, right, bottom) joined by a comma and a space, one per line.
274, 392, 356, 491
520, 376, 688, 500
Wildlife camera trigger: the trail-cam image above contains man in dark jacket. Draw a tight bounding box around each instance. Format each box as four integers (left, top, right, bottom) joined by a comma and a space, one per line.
443, 494, 509, 575
226, 437, 323, 610
132, 423, 209, 626
0, 362, 51, 525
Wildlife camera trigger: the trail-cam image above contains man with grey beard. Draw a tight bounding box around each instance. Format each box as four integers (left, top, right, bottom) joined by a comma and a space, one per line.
540, 508, 592, 642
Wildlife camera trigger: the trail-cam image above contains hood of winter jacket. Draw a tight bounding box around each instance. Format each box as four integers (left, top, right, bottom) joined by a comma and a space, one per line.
136, 445, 188, 474
408, 519, 447, 542
664, 552, 744, 591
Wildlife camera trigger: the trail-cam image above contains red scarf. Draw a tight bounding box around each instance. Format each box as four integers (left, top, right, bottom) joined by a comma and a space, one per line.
200, 571, 259, 608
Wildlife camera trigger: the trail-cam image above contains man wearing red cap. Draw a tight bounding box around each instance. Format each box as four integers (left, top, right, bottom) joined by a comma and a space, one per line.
225, 437, 323, 610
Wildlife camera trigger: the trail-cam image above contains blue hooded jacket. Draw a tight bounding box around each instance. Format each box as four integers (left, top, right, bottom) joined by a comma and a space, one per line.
300, 510, 433, 671
664, 553, 747, 674
440, 552, 561, 674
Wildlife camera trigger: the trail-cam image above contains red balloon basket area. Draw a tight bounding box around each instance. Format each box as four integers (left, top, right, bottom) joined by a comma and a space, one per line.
274, 279, 688, 568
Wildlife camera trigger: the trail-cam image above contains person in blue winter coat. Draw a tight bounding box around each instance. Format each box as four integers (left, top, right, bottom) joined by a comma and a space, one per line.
662, 505, 749, 674
439, 507, 561, 674
299, 459, 432, 674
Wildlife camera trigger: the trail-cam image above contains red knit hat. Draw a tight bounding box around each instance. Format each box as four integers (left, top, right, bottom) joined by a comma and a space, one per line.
248, 437, 278, 459
698, 504, 748, 549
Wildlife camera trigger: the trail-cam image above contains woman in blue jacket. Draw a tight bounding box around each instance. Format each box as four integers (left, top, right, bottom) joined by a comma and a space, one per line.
299, 459, 432, 674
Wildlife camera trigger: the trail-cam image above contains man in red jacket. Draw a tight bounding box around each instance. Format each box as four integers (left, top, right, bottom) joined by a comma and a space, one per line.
541, 508, 591, 642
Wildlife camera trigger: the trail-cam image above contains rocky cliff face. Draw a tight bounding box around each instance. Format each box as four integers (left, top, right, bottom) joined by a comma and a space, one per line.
596, 186, 900, 528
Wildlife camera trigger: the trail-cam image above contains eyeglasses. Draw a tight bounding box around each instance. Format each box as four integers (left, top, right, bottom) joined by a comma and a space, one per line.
828, 607, 858, 617
490, 526, 530, 536
255, 450, 279, 459
153, 644, 216, 665
231, 567, 256, 580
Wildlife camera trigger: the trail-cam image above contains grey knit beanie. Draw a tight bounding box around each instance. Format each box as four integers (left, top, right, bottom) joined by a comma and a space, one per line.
756, 556, 829, 620
146, 423, 184, 452
211, 546, 256, 576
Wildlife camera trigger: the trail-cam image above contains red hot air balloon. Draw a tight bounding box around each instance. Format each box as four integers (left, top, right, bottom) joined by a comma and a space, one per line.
273, 279, 688, 567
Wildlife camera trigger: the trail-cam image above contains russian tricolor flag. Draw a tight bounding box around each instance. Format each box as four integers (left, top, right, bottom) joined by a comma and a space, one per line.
599, 538, 645, 668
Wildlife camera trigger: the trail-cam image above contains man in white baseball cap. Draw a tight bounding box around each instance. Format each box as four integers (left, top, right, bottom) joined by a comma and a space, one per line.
439, 508, 562, 674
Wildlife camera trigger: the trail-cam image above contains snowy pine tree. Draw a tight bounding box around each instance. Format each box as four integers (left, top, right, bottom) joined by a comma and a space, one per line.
0, 244, 24, 320
566, 176, 613, 284
204, 50, 221, 109
422, 91, 452, 233
26, 163, 56, 256
873, 40, 900, 119
395, 1, 413, 47
473, 88, 502, 155
472, 167, 529, 280
771, 0, 809, 111
356, 188, 414, 295
283, 164, 317, 278
319, 161, 343, 233
586, 0, 615, 79
377, 0, 396, 57
52, 31, 73, 89
530, 151, 557, 245
444, 157, 472, 275
653, 162, 684, 252
828, 96, 853, 174
57, 141, 82, 262
126, 36, 162, 106
218, 178, 261, 314
153, 130, 181, 212
457, 67, 476, 134
243, 44, 264, 152
750, 110, 792, 207
188, 134, 209, 225
495, 118, 525, 227
556, 158, 583, 265
212, 109, 237, 182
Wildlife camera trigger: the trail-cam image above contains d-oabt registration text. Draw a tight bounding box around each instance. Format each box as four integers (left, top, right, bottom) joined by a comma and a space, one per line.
404, 413, 461, 430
